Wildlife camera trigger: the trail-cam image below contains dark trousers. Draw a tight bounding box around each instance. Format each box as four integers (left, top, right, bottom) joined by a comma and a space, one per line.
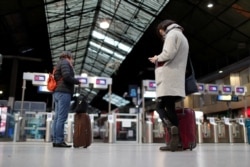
156, 96, 180, 127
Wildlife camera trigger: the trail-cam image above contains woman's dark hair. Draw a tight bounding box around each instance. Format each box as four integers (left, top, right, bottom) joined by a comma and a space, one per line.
156, 19, 176, 38
59, 51, 73, 59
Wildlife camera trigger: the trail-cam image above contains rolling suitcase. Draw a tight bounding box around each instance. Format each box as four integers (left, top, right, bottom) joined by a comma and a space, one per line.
73, 113, 92, 148
165, 108, 196, 150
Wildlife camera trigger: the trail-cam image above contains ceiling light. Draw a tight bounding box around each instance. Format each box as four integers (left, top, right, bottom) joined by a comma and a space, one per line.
207, 2, 214, 8
218, 70, 223, 73
99, 20, 110, 29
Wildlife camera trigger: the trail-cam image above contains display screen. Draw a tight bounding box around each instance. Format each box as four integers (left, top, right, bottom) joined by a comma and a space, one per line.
96, 79, 106, 85
208, 85, 218, 92
198, 84, 204, 91
236, 87, 244, 93
217, 95, 238, 102
34, 75, 45, 81
148, 81, 156, 88
222, 86, 231, 93
129, 85, 138, 97
78, 78, 88, 84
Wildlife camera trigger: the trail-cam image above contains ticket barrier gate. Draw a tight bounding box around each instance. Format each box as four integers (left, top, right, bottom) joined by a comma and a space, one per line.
196, 118, 203, 143
13, 113, 22, 142
115, 113, 138, 143
151, 119, 165, 143
23, 112, 47, 141
45, 113, 53, 142
202, 118, 218, 143
216, 120, 229, 143
223, 118, 247, 143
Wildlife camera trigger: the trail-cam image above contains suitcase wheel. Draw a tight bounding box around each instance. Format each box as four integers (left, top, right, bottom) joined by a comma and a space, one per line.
73, 145, 80, 148
189, 143, 196, 151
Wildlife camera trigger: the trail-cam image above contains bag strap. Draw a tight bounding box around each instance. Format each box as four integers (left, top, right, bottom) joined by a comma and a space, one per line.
188, 55, 195, 76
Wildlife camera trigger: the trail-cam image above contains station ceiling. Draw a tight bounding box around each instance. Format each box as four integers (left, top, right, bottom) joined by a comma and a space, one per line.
0, 0, 250, 112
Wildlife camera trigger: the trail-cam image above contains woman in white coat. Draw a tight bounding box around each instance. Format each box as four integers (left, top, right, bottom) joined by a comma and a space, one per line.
148, 20, 189, 151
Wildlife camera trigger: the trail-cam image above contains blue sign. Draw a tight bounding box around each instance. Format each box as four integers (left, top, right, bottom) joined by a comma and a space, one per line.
129, 85, 138, 97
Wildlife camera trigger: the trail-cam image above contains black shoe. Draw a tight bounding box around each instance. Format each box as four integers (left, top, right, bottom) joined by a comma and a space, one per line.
53, 142, 72, 148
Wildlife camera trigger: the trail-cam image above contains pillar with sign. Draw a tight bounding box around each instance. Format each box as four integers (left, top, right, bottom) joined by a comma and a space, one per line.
17, 72, 49, 141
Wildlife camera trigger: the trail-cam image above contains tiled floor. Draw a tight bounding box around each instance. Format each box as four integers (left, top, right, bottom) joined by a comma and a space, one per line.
0, 142, 250, 167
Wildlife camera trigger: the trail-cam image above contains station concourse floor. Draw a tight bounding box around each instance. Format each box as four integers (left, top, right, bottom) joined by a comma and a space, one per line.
0, 142, 250, 167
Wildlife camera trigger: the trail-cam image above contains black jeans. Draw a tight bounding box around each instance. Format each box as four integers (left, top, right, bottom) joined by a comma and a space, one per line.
156, 96, 180, 127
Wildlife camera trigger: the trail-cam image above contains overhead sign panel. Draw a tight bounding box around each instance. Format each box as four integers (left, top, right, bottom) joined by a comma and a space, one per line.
197, 83, 205, 93
142, 80, 156, 91
75, 76, 89, 87
219, 85, 233, 95
235, 86, 246, 95
32, 73, 49, 86
94, 77, 108, 89
205, 84, 219, 94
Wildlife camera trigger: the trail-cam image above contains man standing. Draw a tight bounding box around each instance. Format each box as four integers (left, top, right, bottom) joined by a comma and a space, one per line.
52, 51, 80, 148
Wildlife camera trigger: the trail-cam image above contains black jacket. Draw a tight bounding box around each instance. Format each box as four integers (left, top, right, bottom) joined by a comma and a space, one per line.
54, 59, 80, 94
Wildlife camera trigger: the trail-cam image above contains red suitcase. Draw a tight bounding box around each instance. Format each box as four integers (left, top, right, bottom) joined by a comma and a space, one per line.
73, 113, 92, 148
165, 108, 196, 150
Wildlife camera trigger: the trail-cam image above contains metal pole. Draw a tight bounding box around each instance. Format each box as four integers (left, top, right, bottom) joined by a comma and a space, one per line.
19, 79, 26, 141
108, 84, 111, 114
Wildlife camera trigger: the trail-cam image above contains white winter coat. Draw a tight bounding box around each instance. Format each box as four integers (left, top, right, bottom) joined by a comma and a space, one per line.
155, 24, 189, 98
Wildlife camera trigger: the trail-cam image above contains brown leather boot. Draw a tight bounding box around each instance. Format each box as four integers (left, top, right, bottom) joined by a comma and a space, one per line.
169, 126, 179, 152
159, 144, 171, 151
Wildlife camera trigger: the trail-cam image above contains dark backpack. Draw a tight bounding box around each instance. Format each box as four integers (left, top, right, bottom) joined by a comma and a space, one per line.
71, 94, 88, 113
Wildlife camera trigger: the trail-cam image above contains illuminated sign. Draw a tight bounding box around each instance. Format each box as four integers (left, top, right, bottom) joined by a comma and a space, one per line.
223, 86, 231, 92
129, 85, 138, 97
34, 75, 45, 81
96, 79, 106, 85
32, 73, 49, 86
78, 77, 88, 84
220, 85, 232, 94
93, 77, 108, 89
148, 81, 156, 89
0, 107, 7, 133
209, 85, 218, 92
217, 95, 238, 102
205, 84, 219, 94
236, 87, 244, 93
142, 80, 156, 91
234, 86, 246, 95
37, 86, 50, 93
198, 84, 204, 92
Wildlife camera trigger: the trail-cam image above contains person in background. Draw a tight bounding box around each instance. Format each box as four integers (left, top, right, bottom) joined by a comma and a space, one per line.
148, 19, 189, 151
52, 51, 80, 148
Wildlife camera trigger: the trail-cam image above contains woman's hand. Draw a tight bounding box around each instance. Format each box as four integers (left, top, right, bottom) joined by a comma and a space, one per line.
148, 55, 158, 64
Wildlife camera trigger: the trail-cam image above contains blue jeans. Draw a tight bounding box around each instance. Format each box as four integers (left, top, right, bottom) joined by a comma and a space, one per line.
53, 92, 71, 143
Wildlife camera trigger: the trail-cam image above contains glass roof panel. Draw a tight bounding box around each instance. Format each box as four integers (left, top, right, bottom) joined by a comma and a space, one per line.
44, 0, 170, 108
